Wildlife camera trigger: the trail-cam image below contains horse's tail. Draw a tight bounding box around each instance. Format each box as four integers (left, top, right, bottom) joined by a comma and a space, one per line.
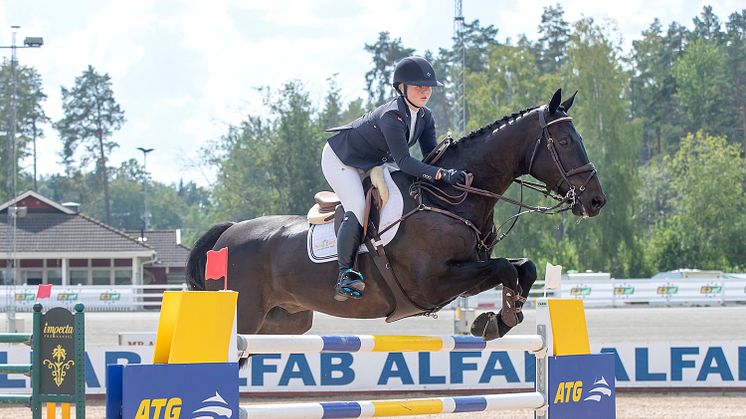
186, 221, 235, 290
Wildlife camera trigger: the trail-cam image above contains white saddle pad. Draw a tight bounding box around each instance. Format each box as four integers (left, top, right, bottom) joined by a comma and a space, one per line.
307, 166, 404, 264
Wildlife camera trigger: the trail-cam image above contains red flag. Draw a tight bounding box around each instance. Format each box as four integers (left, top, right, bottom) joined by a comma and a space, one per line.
205, 247, 229, 289
36, 284, 53, 299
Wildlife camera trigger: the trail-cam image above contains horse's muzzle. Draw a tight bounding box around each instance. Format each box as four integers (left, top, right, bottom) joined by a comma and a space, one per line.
574, 192, 606, 217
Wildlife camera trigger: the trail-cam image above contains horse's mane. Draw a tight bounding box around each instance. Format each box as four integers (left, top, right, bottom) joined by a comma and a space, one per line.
456, 106, 540, 143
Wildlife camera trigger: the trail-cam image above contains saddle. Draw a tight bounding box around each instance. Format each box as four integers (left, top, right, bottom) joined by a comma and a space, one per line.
307, 166, 390, 239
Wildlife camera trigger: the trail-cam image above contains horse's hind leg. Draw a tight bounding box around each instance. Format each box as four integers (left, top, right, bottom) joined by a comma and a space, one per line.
258, 307, 313, 334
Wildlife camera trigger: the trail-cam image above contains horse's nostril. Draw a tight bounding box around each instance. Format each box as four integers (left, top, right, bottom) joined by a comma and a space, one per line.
591, 195, 606, 210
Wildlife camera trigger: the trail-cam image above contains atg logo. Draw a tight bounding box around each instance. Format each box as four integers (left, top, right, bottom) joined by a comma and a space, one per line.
191, 392, 233, 418
135, 397, 182, 418
553, 376, 612, 405
134, 392, 233, 418
583, 376, 612, 402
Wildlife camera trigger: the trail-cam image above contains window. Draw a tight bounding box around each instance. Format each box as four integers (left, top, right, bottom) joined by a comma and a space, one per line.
23, 271, 43, 286
114, 270, 133, 285
47, 269, 62, 285
70, 270, 88, 286
92, 270, 111, 286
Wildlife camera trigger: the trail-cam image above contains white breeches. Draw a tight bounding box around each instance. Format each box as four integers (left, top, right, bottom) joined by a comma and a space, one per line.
321, 143, 365, 226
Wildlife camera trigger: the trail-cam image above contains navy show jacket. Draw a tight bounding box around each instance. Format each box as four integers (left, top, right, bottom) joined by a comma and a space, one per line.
326, 96, 440, 180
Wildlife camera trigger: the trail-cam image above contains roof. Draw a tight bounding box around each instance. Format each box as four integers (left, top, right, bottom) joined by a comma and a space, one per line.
0, 191, 153, 255
0, 190, 75, 214
127, 230, 190, 267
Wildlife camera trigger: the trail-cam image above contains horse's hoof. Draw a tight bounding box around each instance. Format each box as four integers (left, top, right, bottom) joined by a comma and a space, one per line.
471, 312, 499, 340
471, 311, 524, 340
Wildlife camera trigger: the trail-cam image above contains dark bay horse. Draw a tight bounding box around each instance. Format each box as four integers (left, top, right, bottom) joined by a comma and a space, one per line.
186, 89, 606, 340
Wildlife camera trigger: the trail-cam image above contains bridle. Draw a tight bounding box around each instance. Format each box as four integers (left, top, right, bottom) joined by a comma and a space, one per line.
532, 105, 598, 204
377, 106, 598, 255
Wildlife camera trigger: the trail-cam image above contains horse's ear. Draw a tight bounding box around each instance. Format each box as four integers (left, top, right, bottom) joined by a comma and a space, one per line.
548, 89, 562, 115
560, 90, 578, 113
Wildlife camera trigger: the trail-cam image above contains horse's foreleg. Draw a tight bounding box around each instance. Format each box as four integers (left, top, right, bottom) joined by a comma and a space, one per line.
470, 258, 537, 341
440, 258, 518, 299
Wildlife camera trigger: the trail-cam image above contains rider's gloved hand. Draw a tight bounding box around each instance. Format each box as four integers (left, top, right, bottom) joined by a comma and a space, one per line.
438, 168, 467, 185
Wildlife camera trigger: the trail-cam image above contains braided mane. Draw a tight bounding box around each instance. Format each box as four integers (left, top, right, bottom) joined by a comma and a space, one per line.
456, 106, 539, 143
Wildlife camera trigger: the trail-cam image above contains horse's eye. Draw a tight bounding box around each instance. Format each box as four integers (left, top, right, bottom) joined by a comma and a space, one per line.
558, 136, 570, 146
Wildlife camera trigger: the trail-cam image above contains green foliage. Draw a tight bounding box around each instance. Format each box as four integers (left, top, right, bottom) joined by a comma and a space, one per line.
562, 18, 642, 276
364, 32, 415, 107
725, 9, 746, 153
208, 80, 347, 222
630, 19, 686, 158
671, 40, 732, 138
646, 132, 746, 271
536, 4, 571, 74
0, 61, 49, 200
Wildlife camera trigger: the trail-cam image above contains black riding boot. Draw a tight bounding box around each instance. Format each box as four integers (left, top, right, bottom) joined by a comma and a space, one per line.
334, 211, 365, 301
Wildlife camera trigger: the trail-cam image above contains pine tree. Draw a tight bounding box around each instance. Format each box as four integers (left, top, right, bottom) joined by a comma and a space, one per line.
54, 65, 125, 225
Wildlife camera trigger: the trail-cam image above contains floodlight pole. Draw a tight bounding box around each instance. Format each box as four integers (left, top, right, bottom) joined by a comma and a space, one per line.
1, 26, 44, 332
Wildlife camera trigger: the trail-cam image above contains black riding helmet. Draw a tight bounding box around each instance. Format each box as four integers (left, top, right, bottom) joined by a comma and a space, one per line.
392, 56, 444, 90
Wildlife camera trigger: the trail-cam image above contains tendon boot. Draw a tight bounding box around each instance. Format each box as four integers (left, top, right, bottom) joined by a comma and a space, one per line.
334, 211, 365, 301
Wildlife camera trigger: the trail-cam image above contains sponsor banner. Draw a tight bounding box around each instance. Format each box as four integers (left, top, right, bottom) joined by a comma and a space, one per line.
107, 363, 239, 419
548, 354, 615, 419
1, 286, 135, 311
560, 278, 746, 307
0, 341, 744, 394
39, 307, 79, 395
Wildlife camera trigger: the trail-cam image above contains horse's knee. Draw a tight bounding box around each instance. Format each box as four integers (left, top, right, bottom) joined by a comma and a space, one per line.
515, 259, 537, 293
492, 258, 518, 288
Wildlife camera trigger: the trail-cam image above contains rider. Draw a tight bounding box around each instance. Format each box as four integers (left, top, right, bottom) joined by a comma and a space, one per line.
322, 56, 468, 301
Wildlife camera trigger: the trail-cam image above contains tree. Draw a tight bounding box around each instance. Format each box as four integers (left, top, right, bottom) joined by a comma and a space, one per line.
55, 65, 125, 225
630, 19, 686, 158
671, 40, 732, 139
0, 61, 49, 199
267, 81, 327, 214
725, 9, 746, 154
563, 18, 642, 276
363, 32, 414, 107
209, 116, 276, 220
691, 5, 725, 44
536, 4, 571, 74
646, 132, 746, 271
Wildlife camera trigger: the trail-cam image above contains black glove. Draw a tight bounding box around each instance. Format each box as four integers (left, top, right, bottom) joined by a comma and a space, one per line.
439, 168, 467, 185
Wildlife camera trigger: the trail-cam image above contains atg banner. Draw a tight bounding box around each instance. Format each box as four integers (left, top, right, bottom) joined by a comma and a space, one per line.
548, 353, 615, 419
106, 363, 239, 419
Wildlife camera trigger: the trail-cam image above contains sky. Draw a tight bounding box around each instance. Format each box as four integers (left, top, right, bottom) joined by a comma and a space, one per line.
0, 0, 742, 187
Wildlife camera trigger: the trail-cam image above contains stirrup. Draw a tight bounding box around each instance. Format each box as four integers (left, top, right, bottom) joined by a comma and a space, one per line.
334, 269, 365, 301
